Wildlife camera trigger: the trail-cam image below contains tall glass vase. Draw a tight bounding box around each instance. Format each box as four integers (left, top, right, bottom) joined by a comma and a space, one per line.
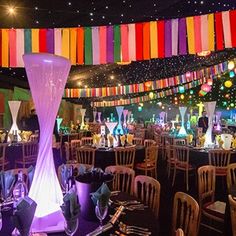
116, 106, 124, 135
23, 53, 71, 232
80, 109, 86, 129
97, 112, 102, 123
204, 101, 216, 147
105, 122, 117, 135
178, 107, 187, 136
8, 101, 22, 141
93, 111, 97, 123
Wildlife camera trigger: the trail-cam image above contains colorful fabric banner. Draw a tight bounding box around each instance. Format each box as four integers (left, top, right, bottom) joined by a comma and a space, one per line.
114, 25, 121, 62
9, 29, 16, 67
171, 19, 178, 56
62, 28, 70, 59
186, 17, 195, 54
128, 24, 136, 61
70, 28, 77, 65
77, 27, 84, 64
24, 29, 32, 53
157, 21, 165, 58
222, 11, 232, 48
120, 24, 129, 62
16, 29, 25, 67
39, 29, 47, 53
215, 12, 224, 51
54, 28, 62, 56
92, 27, 100, 65
143, 22, 150, 60
107, 26, 114, 63
178, 18, 187, 55
230, 10, 236, 48
46, 29, 54, 54
84, 27, 93, 65
194, 16, 202, 53
150, 21, 158, 58
135, 23, 143, 60
165, 20, 172, 57
31, 29, 39, 53
2, 29, 9, 67
99, 26, 107, 64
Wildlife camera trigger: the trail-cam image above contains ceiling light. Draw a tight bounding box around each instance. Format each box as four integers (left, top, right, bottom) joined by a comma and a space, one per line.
8, 6, 16, 15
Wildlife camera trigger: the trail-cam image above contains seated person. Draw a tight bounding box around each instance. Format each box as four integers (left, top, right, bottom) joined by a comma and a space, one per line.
198, 111, 208, 133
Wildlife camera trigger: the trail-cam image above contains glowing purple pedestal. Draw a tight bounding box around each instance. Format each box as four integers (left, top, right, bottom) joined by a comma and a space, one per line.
23, 53, 71, 232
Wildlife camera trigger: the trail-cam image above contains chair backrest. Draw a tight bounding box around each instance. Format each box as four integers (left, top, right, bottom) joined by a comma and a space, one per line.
134, 128, 145, 139
172, 192, 200, 236
227, 163, 236, 193
145, 145, 158, 165
30, 134, 39, 142
208, 149, 231, 168
173, 139, 186, 146
71, 139, 81, 160
166, 136, 174, 145
76, 147, 95, 166
134, 175, 161, 219
133, 137, 143, 146
105, 165, 135, 195
144, 139, 156, 147
197, 165, 215, 207
22, 142, 38, 161
114, 146, 136, 169
173, 146, 189, 165
68, 133, 79, 142
176, 228, 184, 236
0, 143, 7, 161
228, 194, 236, 236
81, 137, 93, 146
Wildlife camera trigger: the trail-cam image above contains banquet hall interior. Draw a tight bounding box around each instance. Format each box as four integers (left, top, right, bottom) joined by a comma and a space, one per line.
0, 0, 236, 236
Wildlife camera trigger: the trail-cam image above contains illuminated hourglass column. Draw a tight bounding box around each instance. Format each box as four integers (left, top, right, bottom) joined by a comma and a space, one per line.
56, 117, 63, 133
23, 53, 71, 232
204, 101, 216, 147
105, 122, 117, 146
178, 107, 187, 136
127, 111, 131, 124
171, 120, 177, 130
123, 109, 129, 128
97, 112, 102, 123
116, 106, 124, 134
93, 111, 97, 123
8, 101, 22, 141
215, 111, 222, 131
159, 112, 166, 127
187, 114, 191, 130
80, 109, 86, 129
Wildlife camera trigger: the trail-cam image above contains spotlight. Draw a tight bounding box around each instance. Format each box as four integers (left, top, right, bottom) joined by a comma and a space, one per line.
7, 6, 16, 15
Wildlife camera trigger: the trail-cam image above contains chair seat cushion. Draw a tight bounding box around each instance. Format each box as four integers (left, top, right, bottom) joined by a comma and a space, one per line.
176, 162, 193, 170
203, 201, 226, 219
215, 168, 227, 176
136, 162, 155, 169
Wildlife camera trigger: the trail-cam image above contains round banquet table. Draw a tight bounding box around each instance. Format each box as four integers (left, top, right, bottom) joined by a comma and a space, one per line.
94, 145, 145, 170
0, 192, 159, 236
189, 148, 236, 168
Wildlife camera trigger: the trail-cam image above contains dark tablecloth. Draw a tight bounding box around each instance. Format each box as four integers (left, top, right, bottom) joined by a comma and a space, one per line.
0, 192, 159, 236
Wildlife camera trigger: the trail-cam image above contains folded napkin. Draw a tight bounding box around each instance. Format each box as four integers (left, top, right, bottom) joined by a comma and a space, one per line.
78, 164, 87, 175
0, 133, 6, 143
20, 131, 32, 142
11, 196, 37, 236
215, 135, 224, 148
107, 134, 114, 147
126, 134, 134, 145
232, 137, 236, 149
120, 135, 126, 146
92, 134, 101, 146
0, 170, 15, 200
60, 188, 80, 222
8, 133, 14, 142
27, 166, 35, 188
60, 165, 73, 189
91, 183, 111, 207
199, 135, 205, 147
186, 134, 193, 144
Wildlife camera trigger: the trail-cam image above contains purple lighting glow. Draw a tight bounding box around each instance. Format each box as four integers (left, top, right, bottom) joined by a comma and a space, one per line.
23, 53, 71, 230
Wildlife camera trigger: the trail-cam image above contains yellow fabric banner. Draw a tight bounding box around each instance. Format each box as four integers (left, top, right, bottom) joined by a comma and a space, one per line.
31, 29, 39, 53
70, 28, 77, 65
62, 28, 70, 59
186, 17, 195, 54
2, 29, 9, 67
150, 21, 158, 58
208, 14, 215, 51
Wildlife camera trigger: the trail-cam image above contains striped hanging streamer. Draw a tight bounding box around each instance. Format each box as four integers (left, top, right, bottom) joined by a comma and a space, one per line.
230, 10, 236, 47
62, 28, 70, 59
31, 29, 39, 53
54, 28, 62, 56
222, 11, 232, 48
46, 29, 54, 54
84, 27, 93, 65
2, 29, 9, 67
77, 27, 84, 65
143, 22, 150, 60
186, 17, 195, 54
70, 28, 77, 65
92, 27, 100, 65
128, 24, 136, 61
171, 19, 178, 56
16, 29, 24, 67
150, 21, 158, 58
194, 16, 202, 53
9, 29, 16, 67
120, 24, 129, 62
201, 14, 209, 52
24, 29, 32, 53
99, 26, 107, 64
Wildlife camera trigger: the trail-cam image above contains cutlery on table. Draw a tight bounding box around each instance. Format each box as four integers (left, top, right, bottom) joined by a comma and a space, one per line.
119, 227, 151, 236
119, 222, 149, 232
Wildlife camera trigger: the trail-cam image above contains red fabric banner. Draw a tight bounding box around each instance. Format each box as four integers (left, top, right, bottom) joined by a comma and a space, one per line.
215, 12, 224, 51
143, 22, 150, 60
157, 21, 165, 58
230, 10, 236, 48
39, 29, 47, 52
135, 23, 143, 60
77, 27, 84, 65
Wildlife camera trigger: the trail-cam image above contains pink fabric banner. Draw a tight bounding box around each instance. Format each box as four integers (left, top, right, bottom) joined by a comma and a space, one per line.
222, 11, 232, 48
16, 29, 25, 67
201, 15, 209, 51
128, 24, 136, 61
92, 27, 99, 65
171, 19, 178, 56
54, 28, 62, 55
121, 24, 129, 62
9, 29, 17, 67
99, 26, 107, 64
194, 16, 202, 53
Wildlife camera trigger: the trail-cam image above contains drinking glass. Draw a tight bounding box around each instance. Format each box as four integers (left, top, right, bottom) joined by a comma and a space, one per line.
64, 218, 79, 236
95, 200, 108, 227
1, 188, 12, 211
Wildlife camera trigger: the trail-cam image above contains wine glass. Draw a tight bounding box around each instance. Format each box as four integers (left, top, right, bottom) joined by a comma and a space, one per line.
1, 188, 12, 211
64, 218, 79, 236
95, 200, 108, 227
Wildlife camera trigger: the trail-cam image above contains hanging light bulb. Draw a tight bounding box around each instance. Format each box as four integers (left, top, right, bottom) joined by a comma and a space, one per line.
179, 86, 185, 94
224, 80, 233, 88
149, 92, 154, 99
228, 61, 235, 70
229, 71, 235, 78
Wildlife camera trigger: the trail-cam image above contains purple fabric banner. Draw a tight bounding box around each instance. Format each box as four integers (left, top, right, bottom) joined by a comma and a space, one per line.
178, 18, 187, 55
165, 20, 172, 57
46, 29, 54, 54
107, 26, 114, 63
92, 27, 100, 65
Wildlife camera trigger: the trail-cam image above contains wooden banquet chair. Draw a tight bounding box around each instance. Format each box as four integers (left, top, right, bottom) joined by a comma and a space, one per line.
228, 194, 236, 236
15, 142, 38, 168
166, 144, 175, 178
0, 143, 9, 171
68, 133, 79, 142
175, 228, 184, 236
144, 139, 156, 147
197, 165, 225, 233
64, 139, 81, 163
132, 137, 143, 146
105, 165, 135, 195
227, 163, 236, 193
173, 138, 186, 146
172, 145, 194, 191
81, 137, 93, 146
114, 146, 136, 169
76, 147, 95, 168
135, 145, 158, 178
172, 192, 200, 236
134, 175, 161, 219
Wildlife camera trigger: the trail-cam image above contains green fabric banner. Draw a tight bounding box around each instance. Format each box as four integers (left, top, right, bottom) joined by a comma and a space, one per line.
24, 29, 32, 53
114, 25, 121, 62
84, 27, 93, 65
